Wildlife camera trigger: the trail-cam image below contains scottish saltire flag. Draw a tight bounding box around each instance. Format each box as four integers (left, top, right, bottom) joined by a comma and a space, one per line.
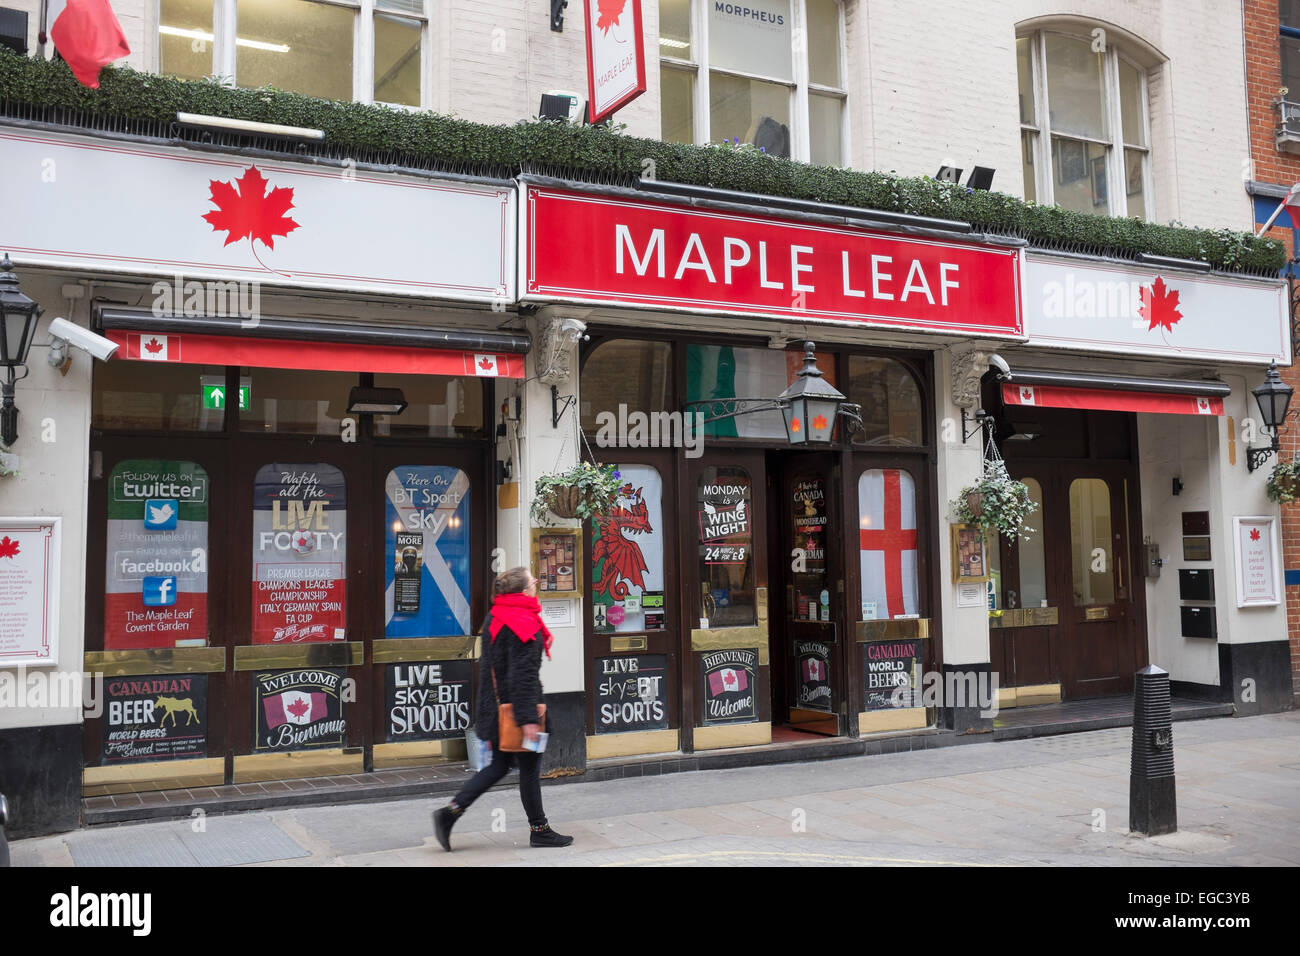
384, 466, 472, 637
859, 469, 919, 619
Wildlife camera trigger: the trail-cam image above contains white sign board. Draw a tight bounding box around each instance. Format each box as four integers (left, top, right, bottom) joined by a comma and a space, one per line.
0, 127, 515, 303
584, 0, 647, 123
1233, 516, 1280, 607
709, 0, 793, 80
540, 599, 576, 629
0, 517, 61, 666
1023, 255, 1289, 365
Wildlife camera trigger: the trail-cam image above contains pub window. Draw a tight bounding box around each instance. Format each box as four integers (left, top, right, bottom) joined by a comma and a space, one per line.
687, 344, 839, 440
858, 469, 919, 620
846, 355, 924, 446
698, 465, 756, 628
159, 0, 428, 107
592, 464, 667, 634
1016, 477, 1047, 608
659, 0, 847, 165
238, 367, 355, 435
1069, 478, 1113, 606
93, 360, 228, 432
580, 339, 673, 432
385, 466, 471, 637
372, 374, 484, 438
1017, 29, 1153, 218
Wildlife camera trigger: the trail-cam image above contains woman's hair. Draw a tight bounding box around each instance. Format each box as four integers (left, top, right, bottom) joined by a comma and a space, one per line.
493, 566, 533, 595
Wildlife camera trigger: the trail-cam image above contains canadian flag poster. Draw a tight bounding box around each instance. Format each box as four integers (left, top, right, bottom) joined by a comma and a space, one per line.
263, 691, 327, 729
47, 0, 132, 89
708, 667, 749, 696
802, 658, 825, 683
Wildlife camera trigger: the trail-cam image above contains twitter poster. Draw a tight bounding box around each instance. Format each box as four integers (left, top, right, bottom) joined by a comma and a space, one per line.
104, 460, 209, 649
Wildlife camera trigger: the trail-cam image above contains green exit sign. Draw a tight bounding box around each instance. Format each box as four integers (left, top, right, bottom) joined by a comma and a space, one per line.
202, 385, 250, 410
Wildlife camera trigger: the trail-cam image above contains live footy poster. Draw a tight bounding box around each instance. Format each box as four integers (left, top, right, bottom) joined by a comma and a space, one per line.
105, 460, 209, 649
101, 674, 207, 764
252, 464, 346, 644
253, 668, 347, 751
795, 640, 832, 713
700, 648, 758, 725
592, 464, 665, 633
594, 654, 669, 733
862, 640, 921, 710
384, 466, 472, 637
385, 661, 473, 741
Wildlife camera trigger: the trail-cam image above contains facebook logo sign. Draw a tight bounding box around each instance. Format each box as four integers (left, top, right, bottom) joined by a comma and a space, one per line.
143, 576, 178, 607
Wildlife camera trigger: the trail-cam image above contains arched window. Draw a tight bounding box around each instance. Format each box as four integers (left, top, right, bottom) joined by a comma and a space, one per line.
846, 356, 924, 446
1017, 29, 1152, 219
580, 339, 674, 432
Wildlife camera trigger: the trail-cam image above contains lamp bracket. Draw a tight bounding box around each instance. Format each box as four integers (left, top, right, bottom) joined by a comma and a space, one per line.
1246, 436, 1281, 473
682, 397, 787, 424
551, 384, 575, 428
961, 407, 993, 443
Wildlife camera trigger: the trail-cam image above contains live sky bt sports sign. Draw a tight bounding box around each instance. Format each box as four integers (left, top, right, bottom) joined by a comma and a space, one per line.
585, 0, 647, 123
523, 187, 1024, 336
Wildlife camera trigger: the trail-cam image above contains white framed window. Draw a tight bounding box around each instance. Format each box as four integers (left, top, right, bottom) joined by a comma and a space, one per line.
1017, 30, 1152, 219
157, 0, 428, 108
659, 0, 848, 166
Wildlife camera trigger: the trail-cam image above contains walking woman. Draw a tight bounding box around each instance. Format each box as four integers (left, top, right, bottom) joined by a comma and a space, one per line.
433, 566, 573, 850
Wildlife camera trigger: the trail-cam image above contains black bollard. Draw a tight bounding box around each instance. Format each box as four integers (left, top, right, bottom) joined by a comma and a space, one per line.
1129, 665, 1177, 836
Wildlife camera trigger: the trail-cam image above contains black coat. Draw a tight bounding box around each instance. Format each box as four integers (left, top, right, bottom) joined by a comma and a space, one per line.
475, 610, 545, 744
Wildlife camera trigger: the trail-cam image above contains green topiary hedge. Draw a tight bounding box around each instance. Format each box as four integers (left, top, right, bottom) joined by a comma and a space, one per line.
0, 49, 1284, 274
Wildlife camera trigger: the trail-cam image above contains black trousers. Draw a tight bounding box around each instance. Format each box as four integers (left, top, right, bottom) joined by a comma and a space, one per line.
451, 747, 546, 828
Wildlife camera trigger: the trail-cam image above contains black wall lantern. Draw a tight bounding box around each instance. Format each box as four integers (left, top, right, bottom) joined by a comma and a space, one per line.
1247, 362, 1295, 472
0, 255, 44, 447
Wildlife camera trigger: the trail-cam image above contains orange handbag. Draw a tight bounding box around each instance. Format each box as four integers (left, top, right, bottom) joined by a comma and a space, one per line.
491, 666, 546, 753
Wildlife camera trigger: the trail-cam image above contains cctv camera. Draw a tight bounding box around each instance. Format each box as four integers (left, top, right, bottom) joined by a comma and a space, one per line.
559, 317, 587, 337
988, 353, 1010, 377
47, 317, 119, 362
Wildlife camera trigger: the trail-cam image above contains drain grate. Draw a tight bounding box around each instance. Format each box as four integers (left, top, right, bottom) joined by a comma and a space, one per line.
70, 816, 309, 867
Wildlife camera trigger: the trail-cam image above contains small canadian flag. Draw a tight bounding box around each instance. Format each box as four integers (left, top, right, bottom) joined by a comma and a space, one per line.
1018, 386, 1036, 405
1194, 397, 1212, 415
803, 658, 825, 682
473, 354, 499, 377
708, 667, 749, 695
138, 335, 172, 361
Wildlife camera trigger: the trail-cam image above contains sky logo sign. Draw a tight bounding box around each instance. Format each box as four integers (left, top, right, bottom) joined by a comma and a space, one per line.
143, 498, 178, 530
143, 576, 177, 607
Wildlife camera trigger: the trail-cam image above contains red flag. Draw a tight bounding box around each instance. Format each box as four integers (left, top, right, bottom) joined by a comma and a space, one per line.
49, 0, 131, 89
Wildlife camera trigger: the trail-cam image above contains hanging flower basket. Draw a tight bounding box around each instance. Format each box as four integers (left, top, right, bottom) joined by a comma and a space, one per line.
531, 461, 623, 526
949, 443, 1037, 542
1266, 455, 1300, 504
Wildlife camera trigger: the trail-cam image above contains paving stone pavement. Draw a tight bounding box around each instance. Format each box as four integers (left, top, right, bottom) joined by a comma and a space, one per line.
12, 712, 1300, 867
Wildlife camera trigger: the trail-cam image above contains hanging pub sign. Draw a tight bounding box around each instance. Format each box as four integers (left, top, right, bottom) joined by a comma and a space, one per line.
862, 640, 921, 711
584, 0, 647, 123
252, 464, 346, 644
700, 648, 758, 725
385, 661, 473, 741
594, 654, 669, 733
105, 460, 209, 650
384, 466, 472, 637
699, 477, 751, 564
101, 674, 208, 764
792, 478, 827, 573
795, 640, 832, 713
0, 517, 61, 666
592, 465, 666, 633
253, 668, 347, 752
522, 185, 1024, 336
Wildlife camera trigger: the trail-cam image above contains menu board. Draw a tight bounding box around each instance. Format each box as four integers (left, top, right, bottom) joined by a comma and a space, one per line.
0, 518, 60, 665
105, 460, 209, 649
700, 648, 758, 725
384, 466, 472, 637
862, 640, 921, 711
594, 654, 669, 733
252, 464, 346, 644
794, 639, 832, 713
253, 668, 347, 751
698, 478, 751, 563
101, 674, 207, 764
385, 661, 473, 741
537, 533, 578, 593
791, 478, 827, 571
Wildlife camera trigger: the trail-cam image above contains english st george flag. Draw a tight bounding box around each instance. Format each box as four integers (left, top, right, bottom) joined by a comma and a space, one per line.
47, 0, 131, 89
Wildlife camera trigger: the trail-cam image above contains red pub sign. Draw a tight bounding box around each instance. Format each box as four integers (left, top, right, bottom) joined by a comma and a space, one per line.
522, 186, 1023, 335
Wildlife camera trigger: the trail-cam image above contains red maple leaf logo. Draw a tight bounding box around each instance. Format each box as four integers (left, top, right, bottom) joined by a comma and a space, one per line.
790, 418, 802, 433
144, 337, 164, 354
478, 357, 495, 371
1250, 528, 1261, 541
1138, 277, 1182, 333
812, 415, 829, 431
0, 536, 19, 559
202, 166, 300, 250
596, 0, 627, 32
286, 696, 310, 719
722, 671, 736, 688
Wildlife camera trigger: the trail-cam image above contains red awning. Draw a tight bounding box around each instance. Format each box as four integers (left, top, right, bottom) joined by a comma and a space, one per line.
1002, 382, 1223, 416
106, 329, 524, 378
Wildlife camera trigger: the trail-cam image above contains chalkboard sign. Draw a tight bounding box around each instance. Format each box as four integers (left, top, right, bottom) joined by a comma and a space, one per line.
700, 648, 758, 725
101, 674, 208, 764
385, 661, 473, 741
253, 668, 347, 752
862, 640, 921, 710
794, 640, 832, 713
594, 654, 669, 734
791, 478, 828, 572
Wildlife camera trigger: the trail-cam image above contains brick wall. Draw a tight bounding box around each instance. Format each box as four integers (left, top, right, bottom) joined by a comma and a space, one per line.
1245, 0, 1300, 696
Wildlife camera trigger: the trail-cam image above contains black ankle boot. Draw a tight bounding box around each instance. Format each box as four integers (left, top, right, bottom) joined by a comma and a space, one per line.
530, 825, 573, 848
433, 805, 460, 851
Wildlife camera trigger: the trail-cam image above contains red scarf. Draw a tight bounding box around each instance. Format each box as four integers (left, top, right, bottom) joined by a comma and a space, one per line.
488, 593, 553, 659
